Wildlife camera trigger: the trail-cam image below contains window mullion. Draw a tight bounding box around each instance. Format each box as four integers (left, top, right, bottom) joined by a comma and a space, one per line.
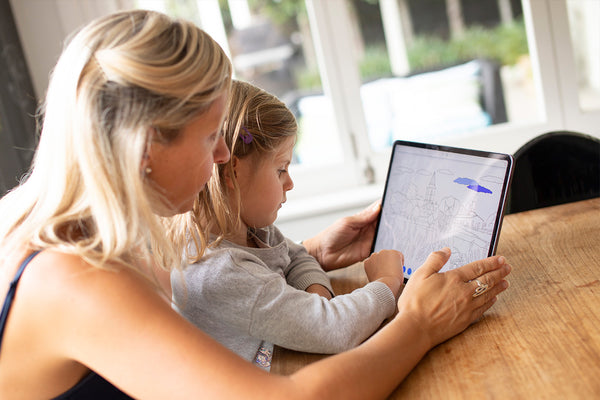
522, 0, 564, 128
305, 0, 373, 184
547, 0, 600, 133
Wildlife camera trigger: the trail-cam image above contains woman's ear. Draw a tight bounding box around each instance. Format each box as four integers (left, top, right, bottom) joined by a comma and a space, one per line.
141, 128, 155, 176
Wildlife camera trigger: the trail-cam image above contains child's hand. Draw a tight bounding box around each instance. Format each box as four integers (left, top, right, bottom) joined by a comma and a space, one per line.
364, 250, 405, 299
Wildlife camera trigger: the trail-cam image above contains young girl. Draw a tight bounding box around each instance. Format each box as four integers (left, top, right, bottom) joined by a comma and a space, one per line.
171, 80, 408, 369
0, 9, 511, 399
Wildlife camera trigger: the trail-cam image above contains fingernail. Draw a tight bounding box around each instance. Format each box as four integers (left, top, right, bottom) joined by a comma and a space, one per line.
440, 247, 450, 255
498, 256, 506, 265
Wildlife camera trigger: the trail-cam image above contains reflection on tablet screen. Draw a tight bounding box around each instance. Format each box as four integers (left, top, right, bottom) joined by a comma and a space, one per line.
373, 142, 512, 280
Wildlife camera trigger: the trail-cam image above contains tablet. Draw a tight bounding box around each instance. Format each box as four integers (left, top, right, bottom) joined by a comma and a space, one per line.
371, 140, 513, 281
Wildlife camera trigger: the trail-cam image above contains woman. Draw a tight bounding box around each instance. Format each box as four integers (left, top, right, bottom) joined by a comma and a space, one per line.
0, 10, 510, 399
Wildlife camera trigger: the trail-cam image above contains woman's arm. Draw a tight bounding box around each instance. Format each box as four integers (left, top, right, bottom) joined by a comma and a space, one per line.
13, 247, 509, 399
289, 249, 511, 399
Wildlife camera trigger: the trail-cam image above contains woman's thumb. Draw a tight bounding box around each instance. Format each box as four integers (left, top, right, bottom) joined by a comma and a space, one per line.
417, 247, 451, 276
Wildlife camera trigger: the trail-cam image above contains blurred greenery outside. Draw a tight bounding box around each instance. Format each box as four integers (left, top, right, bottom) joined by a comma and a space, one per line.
296, 18, 528, 89
166, 0, 528, 90
214, 0, 530, 163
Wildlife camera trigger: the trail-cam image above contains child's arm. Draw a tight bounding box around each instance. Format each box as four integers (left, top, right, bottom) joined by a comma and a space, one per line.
256, 251, 403, 354
174, 247, 394, 356
254, 278, 396, 354
305, 283, 333, 299
363, 250, 405, 301
282, 232, 334, 297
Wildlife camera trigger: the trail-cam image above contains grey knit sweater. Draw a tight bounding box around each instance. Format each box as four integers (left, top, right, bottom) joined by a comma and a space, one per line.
171, 225, 395, 370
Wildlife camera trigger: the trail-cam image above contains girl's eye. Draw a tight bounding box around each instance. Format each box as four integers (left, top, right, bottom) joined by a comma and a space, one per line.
278, 169, 288, 176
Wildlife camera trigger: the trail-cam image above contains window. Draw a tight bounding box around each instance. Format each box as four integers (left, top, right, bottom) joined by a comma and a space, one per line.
0, 0, 37, 196
114, 0, 600, 237
136, 0, 359, 198
9, 0, 600, 238
566, 0, 600, 113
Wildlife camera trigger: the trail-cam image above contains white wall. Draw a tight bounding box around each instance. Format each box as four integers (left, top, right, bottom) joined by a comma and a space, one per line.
9, 0, 134, 98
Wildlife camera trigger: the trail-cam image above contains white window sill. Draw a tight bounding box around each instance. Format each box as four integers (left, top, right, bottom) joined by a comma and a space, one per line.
276, 183, 384, 242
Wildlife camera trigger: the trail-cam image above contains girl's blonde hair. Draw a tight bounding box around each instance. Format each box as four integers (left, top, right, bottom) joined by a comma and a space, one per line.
0, 10, 232, 273
189, 80, 297, 258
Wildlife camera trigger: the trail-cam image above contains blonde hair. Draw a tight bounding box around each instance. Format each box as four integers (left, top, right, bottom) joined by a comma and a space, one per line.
189, 80, 297, 258
0, 10, 232, 273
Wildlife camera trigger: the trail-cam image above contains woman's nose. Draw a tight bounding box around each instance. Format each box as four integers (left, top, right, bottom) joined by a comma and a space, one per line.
214, 136, 230, 164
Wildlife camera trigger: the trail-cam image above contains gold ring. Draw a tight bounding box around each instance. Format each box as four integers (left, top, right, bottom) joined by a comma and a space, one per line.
473, 278, 489, 298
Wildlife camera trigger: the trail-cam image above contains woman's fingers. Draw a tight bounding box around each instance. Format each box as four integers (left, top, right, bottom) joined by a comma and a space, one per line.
398, 249, 512, 347
454, 255, 508, 283
461, 257, 511, 298
411, 247, 452, 277
462, 258, 511, 322
470, 270, 510, 305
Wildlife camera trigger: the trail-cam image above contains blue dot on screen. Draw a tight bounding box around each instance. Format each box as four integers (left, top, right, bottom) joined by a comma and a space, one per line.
403, 265, 406, 273
407, 268, 413, 275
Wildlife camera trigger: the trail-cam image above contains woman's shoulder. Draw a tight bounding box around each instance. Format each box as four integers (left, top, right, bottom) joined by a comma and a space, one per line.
19, 250, 147, 293
12, 249, 165, 327
0, 249, 176, 397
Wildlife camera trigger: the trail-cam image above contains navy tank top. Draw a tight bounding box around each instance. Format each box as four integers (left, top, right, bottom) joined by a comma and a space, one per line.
0, 251, 133, 399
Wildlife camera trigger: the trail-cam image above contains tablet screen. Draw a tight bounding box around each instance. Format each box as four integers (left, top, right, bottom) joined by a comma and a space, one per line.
372, 140, 513, 280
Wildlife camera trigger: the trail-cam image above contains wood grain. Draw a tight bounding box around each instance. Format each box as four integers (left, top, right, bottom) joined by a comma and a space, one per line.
272, 198, 600, 399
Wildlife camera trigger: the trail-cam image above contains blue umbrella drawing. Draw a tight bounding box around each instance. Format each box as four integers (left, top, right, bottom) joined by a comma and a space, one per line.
454, 177, 493, 194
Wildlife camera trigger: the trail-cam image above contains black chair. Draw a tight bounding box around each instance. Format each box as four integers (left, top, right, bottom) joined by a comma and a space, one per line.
506, 131, 600, 214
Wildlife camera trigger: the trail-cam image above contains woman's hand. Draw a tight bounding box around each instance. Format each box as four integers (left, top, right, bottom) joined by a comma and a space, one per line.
303, 201, 381, 271
398, 247, 511, 348
364, 249, 405, 300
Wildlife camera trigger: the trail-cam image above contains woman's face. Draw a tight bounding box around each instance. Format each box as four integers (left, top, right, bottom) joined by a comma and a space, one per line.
148, 93, 230, 215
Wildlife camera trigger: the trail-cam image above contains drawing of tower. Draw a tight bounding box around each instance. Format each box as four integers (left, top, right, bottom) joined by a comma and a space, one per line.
423, 172, 436, 215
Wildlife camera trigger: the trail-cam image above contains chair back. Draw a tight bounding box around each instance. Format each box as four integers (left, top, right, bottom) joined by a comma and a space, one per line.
506, 131, 600, 214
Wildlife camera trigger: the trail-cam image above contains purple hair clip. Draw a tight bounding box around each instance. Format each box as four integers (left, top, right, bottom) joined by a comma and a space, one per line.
240, 126, 253, 144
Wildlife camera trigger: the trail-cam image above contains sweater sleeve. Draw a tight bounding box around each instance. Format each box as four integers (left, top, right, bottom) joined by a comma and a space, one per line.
249, 276, 396, 354
283, 236, 334, 295
173, 246, 396, 357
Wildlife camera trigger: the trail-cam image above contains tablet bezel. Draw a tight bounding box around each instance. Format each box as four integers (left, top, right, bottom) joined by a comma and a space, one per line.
371, 140, 514, 280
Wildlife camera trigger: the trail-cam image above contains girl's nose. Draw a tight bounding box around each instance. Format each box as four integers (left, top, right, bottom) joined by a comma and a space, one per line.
284, 174, 294, 192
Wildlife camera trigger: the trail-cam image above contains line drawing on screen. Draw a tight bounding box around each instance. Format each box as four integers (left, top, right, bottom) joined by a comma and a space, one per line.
374, 150, 507, 278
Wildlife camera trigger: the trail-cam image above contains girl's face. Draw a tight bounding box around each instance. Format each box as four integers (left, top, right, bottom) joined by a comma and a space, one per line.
235, 136, 295, 229
148, 93, 230, 215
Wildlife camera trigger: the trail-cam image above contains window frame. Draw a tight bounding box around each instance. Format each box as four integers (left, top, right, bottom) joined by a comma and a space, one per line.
287, 0, 600, 194
9, 0, 600, 230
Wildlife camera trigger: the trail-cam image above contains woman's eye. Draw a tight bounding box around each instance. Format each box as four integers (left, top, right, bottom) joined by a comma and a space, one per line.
207, 133, 219, 145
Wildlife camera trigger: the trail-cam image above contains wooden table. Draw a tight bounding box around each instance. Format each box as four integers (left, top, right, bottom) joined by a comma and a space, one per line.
272, 198, 600, 399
